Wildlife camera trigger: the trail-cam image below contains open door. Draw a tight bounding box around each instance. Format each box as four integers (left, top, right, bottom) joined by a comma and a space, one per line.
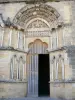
38, 54, 50, 96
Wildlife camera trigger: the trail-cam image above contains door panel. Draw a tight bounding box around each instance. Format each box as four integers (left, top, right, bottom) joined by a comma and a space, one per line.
27, 54, 38, 96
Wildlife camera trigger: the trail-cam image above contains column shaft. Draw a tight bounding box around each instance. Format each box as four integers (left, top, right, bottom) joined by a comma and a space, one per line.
1, 29, 4, 47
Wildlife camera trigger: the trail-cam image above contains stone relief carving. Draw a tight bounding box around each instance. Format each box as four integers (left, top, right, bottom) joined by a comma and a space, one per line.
27, 19, 48, 28
26, 19, 50, 36
13, 4, 60, 28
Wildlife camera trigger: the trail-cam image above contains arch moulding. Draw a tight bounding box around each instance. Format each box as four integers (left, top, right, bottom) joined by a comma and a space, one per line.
13, 4, 62, 30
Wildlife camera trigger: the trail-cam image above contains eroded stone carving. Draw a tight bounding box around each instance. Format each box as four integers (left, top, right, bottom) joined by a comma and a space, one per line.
13, 4, 60, 28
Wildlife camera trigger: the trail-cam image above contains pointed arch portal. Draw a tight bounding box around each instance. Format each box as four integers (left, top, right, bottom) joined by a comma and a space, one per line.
27, 39, 49, 96
13, 3, 61, 97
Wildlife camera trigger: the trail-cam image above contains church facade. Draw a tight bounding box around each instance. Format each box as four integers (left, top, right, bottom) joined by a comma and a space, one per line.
0, 0, 75, 99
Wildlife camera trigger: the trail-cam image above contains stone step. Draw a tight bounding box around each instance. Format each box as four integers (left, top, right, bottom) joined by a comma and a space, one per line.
0, 97, 60, 100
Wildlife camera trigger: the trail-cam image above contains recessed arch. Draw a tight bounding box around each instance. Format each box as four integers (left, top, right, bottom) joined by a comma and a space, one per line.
12, 3, 63, 97
13, 4, 60, 28
27, 39, 48, 96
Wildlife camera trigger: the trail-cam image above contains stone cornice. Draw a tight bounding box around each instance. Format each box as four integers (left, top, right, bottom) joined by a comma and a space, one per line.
0, 0, 73, 4
47, 45, 75, 53
0, 46, 29, 53
0, 79, 27, 83
49, 80, 75, 83
47, 46, 66, 53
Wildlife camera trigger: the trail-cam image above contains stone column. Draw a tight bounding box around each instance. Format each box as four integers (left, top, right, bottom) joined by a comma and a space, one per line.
1, 27, 4, 47
24, 34, 26, 50
55, 59, 58, 80
56, 29, 58, 48
18, 60, 20, 79
9, 27, 13, 46
25, 37, 28, 50
12, 56, 14, 79
51, 59, 54, 81
10, 59, 13, 79
24, 31, 28, 52
17, 30, 20, 48
49, 36, 52, 50
56, 60, 58, 80
48, 31, 51, 50
62, 26, 65, 46
23, 63, 25, 80
62, 59, 65, 80
24, 55, 27, 79
17, 59, 19, 80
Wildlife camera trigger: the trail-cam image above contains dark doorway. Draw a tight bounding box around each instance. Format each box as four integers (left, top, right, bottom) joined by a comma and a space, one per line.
38, 54, 50, 96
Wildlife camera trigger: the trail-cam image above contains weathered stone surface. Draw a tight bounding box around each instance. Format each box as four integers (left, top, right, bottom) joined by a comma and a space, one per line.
0, 82, 27, 98
0, 0, 75, 100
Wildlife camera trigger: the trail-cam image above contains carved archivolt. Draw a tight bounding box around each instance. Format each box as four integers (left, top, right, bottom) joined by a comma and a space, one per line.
13, 4, 60, 29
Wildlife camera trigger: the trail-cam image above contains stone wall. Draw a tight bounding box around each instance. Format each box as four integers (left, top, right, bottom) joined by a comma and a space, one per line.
0, 0, 75, 98
50, 82, 75, 100
0, 50, 10, 79
0, 50, 27, 80
0, 1, 73, 22
0, 81, 27, 98
49, 46, 75, 100
0, 1, 74, 46
50, 49, 71, 81
0, 50, 27, 98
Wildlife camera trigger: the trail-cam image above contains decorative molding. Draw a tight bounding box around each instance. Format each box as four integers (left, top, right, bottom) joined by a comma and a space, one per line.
47, 46, 65, 52
0, 46, 28, 53
49, 80, 75, 84
0, 0, 73, 4
0, 79, 27, 83
13, 4, 60, 27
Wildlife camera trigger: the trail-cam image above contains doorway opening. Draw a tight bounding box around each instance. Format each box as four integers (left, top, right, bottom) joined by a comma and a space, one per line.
27, 39, 48, 96
38, 54, 50, 96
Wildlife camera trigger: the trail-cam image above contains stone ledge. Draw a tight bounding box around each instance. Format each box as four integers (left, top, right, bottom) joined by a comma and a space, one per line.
47, 46, 66, 53
0, 46, 29, 53
49, 80, 75, 83
47, 45, 75, 53
0, 0, 73, 4
0, 79, 27, 83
